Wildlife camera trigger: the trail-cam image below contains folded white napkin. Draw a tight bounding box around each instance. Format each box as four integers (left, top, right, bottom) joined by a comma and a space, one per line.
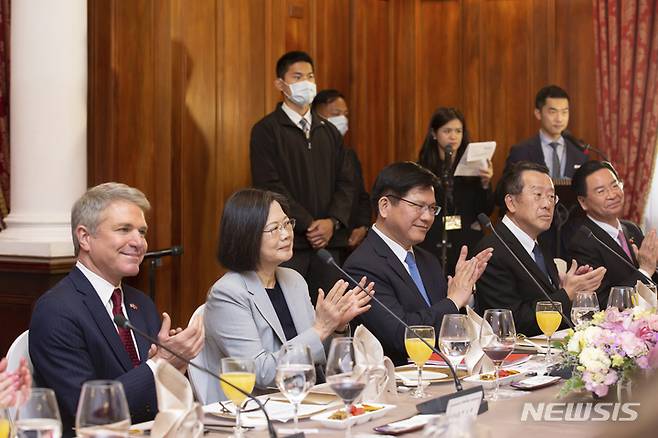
151, 360, 204, 438
464, 306, 495, 375
635, 280, 658, 310
353, 324, 397, 400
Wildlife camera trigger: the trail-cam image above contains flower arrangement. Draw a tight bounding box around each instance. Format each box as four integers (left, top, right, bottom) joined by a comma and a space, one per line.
559, 306, 658, 397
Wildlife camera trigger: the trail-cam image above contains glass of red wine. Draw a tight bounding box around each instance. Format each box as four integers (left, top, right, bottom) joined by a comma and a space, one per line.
325, 337, 366, 438
480, 309, 516, 401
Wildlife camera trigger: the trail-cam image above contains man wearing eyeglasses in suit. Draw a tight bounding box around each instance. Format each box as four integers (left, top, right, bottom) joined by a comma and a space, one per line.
343, 161, 493, 365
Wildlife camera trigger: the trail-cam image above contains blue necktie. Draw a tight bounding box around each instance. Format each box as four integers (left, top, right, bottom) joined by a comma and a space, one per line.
532, 243, 552, 284
405, 251, 431, 306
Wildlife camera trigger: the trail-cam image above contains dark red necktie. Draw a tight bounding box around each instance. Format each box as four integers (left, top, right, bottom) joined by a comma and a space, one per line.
111, 288, 140, 367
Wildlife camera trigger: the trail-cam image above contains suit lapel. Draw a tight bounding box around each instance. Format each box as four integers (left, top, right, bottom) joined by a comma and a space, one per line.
124, 288, 152, 361
586, 218, 635, 266
277, 268, 313, 335
530, 135, 547, 167
244, 271, 287, 344
70, 268, 134, 371
564, 141, 578, 178
497, 223, 557, 294
369, 232, 429, 307
415, 249, 442, 304
620, 222, 640, 266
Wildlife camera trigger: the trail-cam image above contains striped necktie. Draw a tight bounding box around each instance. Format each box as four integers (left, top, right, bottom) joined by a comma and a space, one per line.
111, 288, 140, 367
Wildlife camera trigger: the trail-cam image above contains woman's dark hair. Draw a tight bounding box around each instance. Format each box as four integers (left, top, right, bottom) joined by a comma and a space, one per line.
217, 188, 290, 272
417, 107, 469, 174
311, 89, 345, 113
370, 161, 439, 216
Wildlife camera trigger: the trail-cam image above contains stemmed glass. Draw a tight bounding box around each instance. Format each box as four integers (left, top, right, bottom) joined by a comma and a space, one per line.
404, 326, 435, 398
535, 301, 562, 363
480, 309, 516, 401
219, 358, 256, 438
326, 337, 366, 438
439, 315, 473, 372
14, 388, 62, 438
75, 381, 130, 437
275, 344, 316, 433
571, 291, 600, 326
608, 286, 637, 311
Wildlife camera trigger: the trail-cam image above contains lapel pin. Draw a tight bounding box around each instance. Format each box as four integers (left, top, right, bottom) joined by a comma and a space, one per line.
129, 303, 139, 310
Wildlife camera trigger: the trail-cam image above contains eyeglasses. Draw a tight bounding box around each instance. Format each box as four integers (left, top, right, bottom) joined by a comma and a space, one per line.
592, 181, 624, 198
263, 218, 296, 236
522, 191, 559, 205
387, 195, 441, 216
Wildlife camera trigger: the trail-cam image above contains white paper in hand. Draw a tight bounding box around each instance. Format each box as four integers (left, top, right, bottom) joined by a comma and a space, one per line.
454, 142, 496, 177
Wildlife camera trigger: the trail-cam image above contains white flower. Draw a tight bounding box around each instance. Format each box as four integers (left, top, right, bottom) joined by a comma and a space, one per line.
579, 346, 611, 374
568, 331, 584, 353
583, 326, 603, 344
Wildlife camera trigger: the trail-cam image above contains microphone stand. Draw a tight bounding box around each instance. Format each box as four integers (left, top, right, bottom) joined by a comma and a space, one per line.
438, 145, 454, 271
113, 315, 280, 438
477, 214, 575, 329
562, 130, 610, 161
142, 245, 184, 301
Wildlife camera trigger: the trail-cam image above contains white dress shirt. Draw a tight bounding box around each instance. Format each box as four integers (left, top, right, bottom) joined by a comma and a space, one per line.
281, 101, 312, 130
539, 130, 566, 177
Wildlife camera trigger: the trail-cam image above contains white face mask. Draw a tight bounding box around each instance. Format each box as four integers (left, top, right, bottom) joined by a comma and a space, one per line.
284, 80, 317, 106
328, 115, 349, 136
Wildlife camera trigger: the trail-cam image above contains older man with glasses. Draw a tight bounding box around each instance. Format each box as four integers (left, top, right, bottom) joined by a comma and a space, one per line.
567, 160, 658, 308
474, 161, 606, 337
343, 161, 493, 365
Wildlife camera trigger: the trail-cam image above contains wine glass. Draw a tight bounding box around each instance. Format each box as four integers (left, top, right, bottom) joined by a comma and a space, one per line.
607, 286, 637, 311
535, 301, 562, 363
14, 388, 62, 438
404, 325, 435, 398
75, 381, 130, 437
480, 309, 516, 401
571, 291, 600, 326
325, 337, 366, 438
275, 344, 316, 433
438, 315, 472, 372
219, 357, 256, 438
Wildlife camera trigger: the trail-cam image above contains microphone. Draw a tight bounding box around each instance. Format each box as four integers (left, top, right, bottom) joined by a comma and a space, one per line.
113, 315, 279, 438
316, 249, 463, 392
477, 214, 575, 329
561, 130, 610, 161
584, 227, 657, 286
144, 245, 184, 259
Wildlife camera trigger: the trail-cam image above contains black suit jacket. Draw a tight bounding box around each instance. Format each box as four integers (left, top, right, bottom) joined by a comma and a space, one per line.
567, 217, 656, 308
30, 267, 161, 436
505, 133, 588, 177
475, 221, 572, 337
343, 229, 458, 365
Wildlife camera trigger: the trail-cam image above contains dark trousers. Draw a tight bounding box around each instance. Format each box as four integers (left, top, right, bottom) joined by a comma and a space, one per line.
282, 247, 343, 305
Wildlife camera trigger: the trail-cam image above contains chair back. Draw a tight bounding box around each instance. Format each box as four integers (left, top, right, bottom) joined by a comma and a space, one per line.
5, 330, 33, 381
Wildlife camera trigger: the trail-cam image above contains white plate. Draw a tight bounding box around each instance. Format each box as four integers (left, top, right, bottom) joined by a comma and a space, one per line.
310, 403, 395, 429
395, 369, 449, 385
462, 370, 527, 389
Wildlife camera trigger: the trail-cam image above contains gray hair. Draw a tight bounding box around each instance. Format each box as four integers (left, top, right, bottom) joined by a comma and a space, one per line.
71, 182, 150, 255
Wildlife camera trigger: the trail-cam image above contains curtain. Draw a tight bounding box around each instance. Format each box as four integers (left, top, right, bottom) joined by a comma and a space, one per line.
643, 139, 658, 231
0, 0, 9, 227
593, 0, 658, 224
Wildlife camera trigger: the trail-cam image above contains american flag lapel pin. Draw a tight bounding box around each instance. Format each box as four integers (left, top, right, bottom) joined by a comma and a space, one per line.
129, 303, 139, 310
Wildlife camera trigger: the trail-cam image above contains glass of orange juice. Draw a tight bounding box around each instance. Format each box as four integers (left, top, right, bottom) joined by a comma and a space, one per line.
404, 325, 435, 398
536, 301, 562, 362
220, 357, 256, 437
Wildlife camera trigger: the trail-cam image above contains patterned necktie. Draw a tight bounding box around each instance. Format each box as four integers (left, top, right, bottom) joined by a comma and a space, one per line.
111, 288, 140, 367
617, 229, 633, 260
548, 142, 561, 178
299, 118, 310, 139
532, 243, 552, 284
405, 251, 431, 306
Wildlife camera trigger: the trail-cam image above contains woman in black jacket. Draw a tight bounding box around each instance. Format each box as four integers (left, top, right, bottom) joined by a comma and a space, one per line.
418, 107, 495, 275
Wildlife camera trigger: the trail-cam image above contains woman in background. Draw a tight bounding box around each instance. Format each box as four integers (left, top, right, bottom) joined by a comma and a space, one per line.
418, 107, 494, 275
203, 188, 373, 403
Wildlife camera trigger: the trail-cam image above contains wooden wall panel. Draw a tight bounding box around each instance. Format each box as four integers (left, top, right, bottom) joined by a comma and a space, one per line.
83, 0, 599, 328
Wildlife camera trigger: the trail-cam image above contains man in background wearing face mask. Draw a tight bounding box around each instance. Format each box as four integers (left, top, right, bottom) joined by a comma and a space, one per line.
312, 89, 371, 259
250, 51, 355, 304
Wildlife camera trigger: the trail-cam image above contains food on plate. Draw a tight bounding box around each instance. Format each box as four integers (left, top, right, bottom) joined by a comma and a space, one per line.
479, 369, 520, 381
328, 404, 383, 420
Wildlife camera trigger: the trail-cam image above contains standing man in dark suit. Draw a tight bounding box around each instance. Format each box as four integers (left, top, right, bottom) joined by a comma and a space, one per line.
568, 160, 658, 307
506, 85, 588, 178
29, 183, 204, 436
250, 51, 354, 304
475, 162, 605, 336
343, 162, 492, 365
